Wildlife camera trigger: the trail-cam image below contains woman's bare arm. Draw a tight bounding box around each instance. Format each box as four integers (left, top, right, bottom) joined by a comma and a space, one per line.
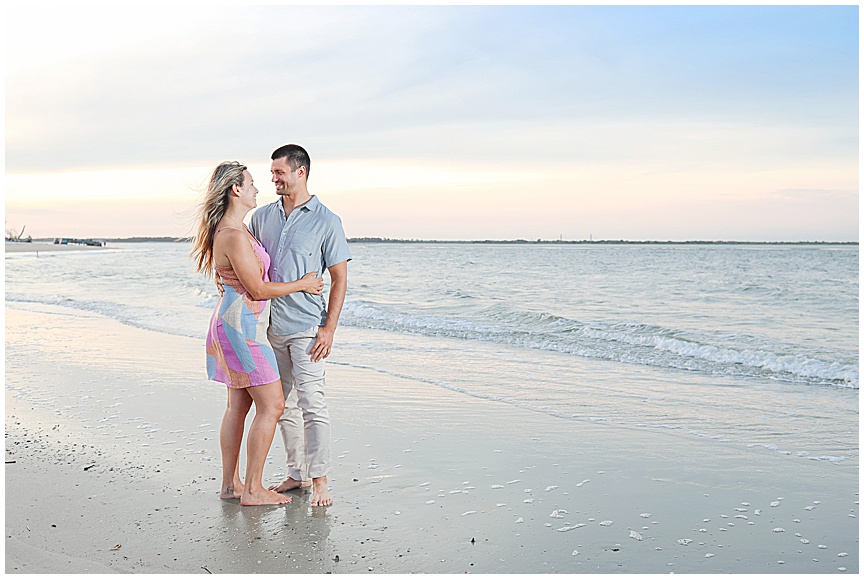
216, 229, 323, 300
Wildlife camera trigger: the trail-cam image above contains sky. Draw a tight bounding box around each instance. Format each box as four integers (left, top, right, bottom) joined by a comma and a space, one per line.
4, 4, 859, 241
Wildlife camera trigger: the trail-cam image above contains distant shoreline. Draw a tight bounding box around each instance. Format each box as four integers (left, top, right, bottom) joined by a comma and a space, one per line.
346, 238, 860, 246
27, 237, 859, 246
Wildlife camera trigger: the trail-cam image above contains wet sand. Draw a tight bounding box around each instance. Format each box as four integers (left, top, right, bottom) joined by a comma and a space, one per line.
5, 303, 859, 573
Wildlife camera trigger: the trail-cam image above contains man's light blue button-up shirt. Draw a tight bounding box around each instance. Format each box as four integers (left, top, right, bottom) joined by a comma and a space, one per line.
249, 196, 351, 336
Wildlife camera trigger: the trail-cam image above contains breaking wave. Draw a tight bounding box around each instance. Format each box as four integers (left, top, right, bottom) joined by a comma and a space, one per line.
341, 299, 858, 389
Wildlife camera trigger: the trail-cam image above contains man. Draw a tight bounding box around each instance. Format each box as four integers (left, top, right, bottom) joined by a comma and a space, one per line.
249, 144, 351, 507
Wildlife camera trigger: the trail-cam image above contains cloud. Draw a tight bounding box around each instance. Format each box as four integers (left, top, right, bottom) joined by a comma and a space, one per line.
771, 188, 858, 201
6, 5, 857, 174
4, 6, 857, 241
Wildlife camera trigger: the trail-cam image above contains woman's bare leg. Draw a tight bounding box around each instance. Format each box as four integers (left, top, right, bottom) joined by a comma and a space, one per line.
219, 387, 252, 499
241, 380, 291, 506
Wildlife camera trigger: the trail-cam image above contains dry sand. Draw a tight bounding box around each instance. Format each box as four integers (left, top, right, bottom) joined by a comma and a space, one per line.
5, 241, 105, 254
5, 303, 859, 574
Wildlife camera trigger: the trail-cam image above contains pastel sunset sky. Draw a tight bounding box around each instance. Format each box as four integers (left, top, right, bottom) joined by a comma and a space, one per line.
4, 4, 858, 241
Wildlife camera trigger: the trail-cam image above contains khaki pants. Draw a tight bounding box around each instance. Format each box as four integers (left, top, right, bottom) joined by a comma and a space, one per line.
267, 326, 330, 481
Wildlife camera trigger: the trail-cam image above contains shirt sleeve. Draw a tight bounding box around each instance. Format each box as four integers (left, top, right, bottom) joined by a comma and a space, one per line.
323, 215, 352, 269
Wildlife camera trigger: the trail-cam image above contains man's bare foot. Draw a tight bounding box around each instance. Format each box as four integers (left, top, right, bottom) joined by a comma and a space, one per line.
310, 477, 332, 507
268, 477, 312, 493
240, 487, 292, 506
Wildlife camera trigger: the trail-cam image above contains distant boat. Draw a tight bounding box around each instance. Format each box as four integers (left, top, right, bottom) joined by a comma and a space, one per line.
53, 237, 106, 247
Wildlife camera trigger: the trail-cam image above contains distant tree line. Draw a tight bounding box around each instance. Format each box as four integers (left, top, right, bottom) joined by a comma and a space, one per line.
80, 236, 856, 246
345, 237, 857, 245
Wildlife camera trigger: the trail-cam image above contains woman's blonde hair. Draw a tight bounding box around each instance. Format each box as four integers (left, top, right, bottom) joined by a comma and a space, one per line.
191, 161, 247, 276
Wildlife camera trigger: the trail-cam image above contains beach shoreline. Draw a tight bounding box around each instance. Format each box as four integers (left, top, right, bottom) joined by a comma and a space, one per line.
4, 241, 106, 254
5, 303, 859, 574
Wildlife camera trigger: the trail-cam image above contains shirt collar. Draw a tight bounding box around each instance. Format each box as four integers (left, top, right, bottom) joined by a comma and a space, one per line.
301, 195, 320, 213
275, 195, 319, 218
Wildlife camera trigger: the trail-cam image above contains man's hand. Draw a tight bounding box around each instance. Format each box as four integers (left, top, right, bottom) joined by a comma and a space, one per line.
309, 326, 335, 362
309, 260, 347, 363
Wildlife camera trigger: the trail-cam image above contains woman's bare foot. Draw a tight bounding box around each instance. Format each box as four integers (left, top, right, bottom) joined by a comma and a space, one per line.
219, 484, 242, 500
310, 477, 332, 507
241, 487, 292, 506
268, 477, 312, 493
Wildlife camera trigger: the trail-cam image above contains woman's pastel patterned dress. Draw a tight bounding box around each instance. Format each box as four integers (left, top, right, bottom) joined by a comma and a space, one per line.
206, 228, 280, 388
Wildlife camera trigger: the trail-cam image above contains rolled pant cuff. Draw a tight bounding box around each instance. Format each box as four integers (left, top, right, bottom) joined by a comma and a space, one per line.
285, 467, 307, 482
308, 464, 331, 479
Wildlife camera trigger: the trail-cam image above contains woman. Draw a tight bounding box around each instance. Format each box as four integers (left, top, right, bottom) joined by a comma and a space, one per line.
192, 161, 323, 506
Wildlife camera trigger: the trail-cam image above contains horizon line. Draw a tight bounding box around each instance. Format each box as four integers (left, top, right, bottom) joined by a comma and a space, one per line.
18, 237, 859, 245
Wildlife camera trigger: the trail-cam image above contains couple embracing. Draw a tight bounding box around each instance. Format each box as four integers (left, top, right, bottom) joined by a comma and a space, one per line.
192, 145, 350, 507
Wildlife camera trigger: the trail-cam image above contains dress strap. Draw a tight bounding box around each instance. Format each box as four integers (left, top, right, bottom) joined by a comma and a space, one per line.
213, 225, 262, 252
213, 226, 239, 238
241, 225, 262, 247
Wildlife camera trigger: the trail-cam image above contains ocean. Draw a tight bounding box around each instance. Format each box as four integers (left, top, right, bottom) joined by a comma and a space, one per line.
6, 241, 858, 466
